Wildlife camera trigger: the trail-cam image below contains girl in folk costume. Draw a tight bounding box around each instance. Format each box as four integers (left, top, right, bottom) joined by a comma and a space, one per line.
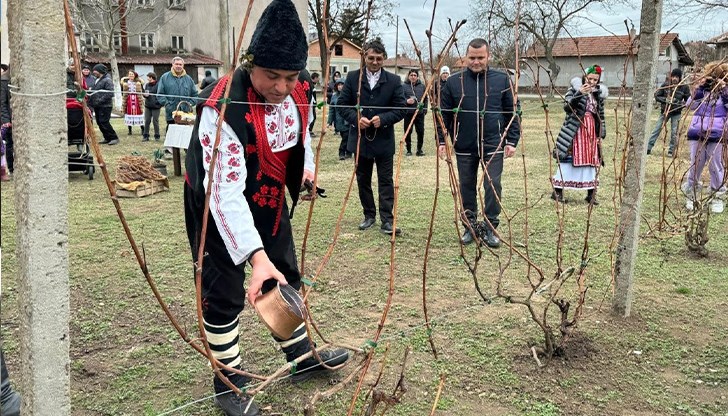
121, 70, 145, 135
552, 65, 607, 205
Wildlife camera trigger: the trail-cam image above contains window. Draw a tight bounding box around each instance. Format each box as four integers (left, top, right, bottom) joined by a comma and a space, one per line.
171, 35, 185, 53
168, 0, 186, 9
139, 33, 155, 54
136, 0, 154, 6
342, 65, 349, 73
334, 44, 343, 56
113, 33, 122, 54
82, 31, 101, 53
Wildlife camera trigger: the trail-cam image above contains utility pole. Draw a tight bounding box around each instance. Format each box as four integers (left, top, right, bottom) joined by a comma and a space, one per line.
7, 0, 70, 414
612, 0, 663, 317
394, 15, 399, 76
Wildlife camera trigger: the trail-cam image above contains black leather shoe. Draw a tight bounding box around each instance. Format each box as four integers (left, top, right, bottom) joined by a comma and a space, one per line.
291, 348, 349, 383
461, 229, 474, 245
359, 217, 376, 230
585, 196, 600, 206
484, 229, 501, 248
214, 390, 260, 416
380, 222, 402, 236
406, 150, 412, 156
416, 149, 425, 156
551, 190, 564, 203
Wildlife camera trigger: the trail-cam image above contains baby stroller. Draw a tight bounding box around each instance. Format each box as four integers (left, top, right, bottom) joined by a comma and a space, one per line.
67, 104, 94, 180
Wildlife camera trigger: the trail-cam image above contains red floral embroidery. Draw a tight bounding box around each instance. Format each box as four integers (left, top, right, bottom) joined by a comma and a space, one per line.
204, 152, 211, 164
285, 115, 294, 127
227, 142, 241, 154
201, 133, 211, 148
228, 157, 241, 168
268, 121, 278, 135
252, 184, 282, 210
226, 171, 240, 183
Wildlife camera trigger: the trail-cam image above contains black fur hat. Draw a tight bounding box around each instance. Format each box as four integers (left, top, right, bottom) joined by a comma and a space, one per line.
248, 0, 307, 71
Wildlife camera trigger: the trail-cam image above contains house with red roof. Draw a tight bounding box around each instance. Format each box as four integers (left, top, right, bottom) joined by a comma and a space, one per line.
523, 32, 694, 90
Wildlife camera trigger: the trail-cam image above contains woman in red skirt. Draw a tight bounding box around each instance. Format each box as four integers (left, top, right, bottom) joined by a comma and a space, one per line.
121, 70, 145, 136
552, 65, 607, 205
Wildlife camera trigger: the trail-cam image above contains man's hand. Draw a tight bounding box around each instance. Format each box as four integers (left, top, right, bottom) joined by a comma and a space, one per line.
371, 115, 382, 128
301, 169, 315, 186
358, 117, 371, 129
247, 251, 287, 307
504, 145, 517, 158
438, 144, 447, 160
406, 97, 415, 105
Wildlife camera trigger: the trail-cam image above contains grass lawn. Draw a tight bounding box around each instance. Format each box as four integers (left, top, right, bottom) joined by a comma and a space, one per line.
1, 99, 727, 416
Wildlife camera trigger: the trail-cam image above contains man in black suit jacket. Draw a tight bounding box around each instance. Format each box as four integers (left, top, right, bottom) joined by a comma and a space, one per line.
339, 40, 406, 235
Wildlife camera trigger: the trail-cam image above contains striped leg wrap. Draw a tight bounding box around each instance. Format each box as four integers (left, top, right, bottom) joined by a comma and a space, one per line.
276, 323, 310, 361
204, 318, 241, 370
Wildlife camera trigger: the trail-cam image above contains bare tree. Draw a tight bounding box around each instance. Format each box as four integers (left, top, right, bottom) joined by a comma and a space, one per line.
69, 0, 186, 110
308, 0, 394, 78
470, 0, 609, 83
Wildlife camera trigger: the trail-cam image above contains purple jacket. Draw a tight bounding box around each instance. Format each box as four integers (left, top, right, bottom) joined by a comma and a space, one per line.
686, 86, 728, 142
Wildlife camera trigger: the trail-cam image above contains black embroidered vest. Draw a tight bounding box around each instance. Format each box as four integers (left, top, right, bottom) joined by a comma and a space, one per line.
186, 68, 312, 237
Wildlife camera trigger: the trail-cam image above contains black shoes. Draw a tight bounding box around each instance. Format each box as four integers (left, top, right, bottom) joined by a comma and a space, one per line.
416, 149, 425, 156
359, 217, 376, 230
461, 229, 474, 245
406, 150, 413, 156
380, 222, 402, 236
142, 136, 150, 142
108, 139, 119, 145
339, 153, 346, 160
551, 190, 565, 203
484, 229, 501, 248
291, 348, 349, 383
585, 196, 600, 206
214, 390, 260, 416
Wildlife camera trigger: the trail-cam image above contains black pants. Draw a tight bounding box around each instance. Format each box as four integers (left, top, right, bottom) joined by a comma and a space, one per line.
456, 152, 504, 229
2, 126, 13, 173
404, 112, 425, 152
94, 106, 118, 142
356, 154, 394, 224
185, 189, 301, 326
338, 129, 350, 157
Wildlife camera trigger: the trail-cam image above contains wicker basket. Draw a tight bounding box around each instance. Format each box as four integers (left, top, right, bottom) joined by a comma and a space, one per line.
172, 100, 196, 125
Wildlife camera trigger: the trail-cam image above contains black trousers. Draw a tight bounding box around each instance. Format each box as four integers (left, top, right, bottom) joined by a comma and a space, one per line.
94, 106, 118, 142
338, 129, 349, 156
403, 112, 425, 152
185, 188, 301, 326
456, 151, 504, 229
2, 126, 13, 173
356, 154, 394, 224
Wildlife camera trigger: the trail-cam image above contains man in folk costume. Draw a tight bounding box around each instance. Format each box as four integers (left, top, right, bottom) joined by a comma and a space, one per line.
184, 1, 348, 414
552, 65, 607, 205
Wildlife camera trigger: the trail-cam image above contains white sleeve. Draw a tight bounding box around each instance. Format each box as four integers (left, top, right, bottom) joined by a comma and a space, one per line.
303, 97, 316, 172
198, 106, 263, 265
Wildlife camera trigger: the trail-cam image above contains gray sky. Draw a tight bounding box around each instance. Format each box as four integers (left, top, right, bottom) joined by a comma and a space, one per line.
373, 0, 728, 56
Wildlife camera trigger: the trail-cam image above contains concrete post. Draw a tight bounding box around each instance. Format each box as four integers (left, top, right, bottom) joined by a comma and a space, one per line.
7, 0, 70, 414
612, 0, 663, 317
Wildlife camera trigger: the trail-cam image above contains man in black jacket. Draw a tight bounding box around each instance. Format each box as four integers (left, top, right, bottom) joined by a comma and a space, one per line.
440, 38, 521, 247
403, 69, 428, 156
646, 68, 691, 156
339, 39, 406, 235
89, 64, 119, 145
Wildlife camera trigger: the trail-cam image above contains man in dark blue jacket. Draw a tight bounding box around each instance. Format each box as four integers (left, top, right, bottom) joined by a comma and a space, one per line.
89, 64, 119, 145
339, 39, 406, 235
440, 38, 521, 247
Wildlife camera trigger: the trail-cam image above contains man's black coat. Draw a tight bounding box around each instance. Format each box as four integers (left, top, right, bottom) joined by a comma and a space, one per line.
338, 68, 406, 158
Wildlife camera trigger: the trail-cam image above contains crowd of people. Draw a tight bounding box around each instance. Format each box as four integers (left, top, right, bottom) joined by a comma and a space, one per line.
0, 1, 726, 410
